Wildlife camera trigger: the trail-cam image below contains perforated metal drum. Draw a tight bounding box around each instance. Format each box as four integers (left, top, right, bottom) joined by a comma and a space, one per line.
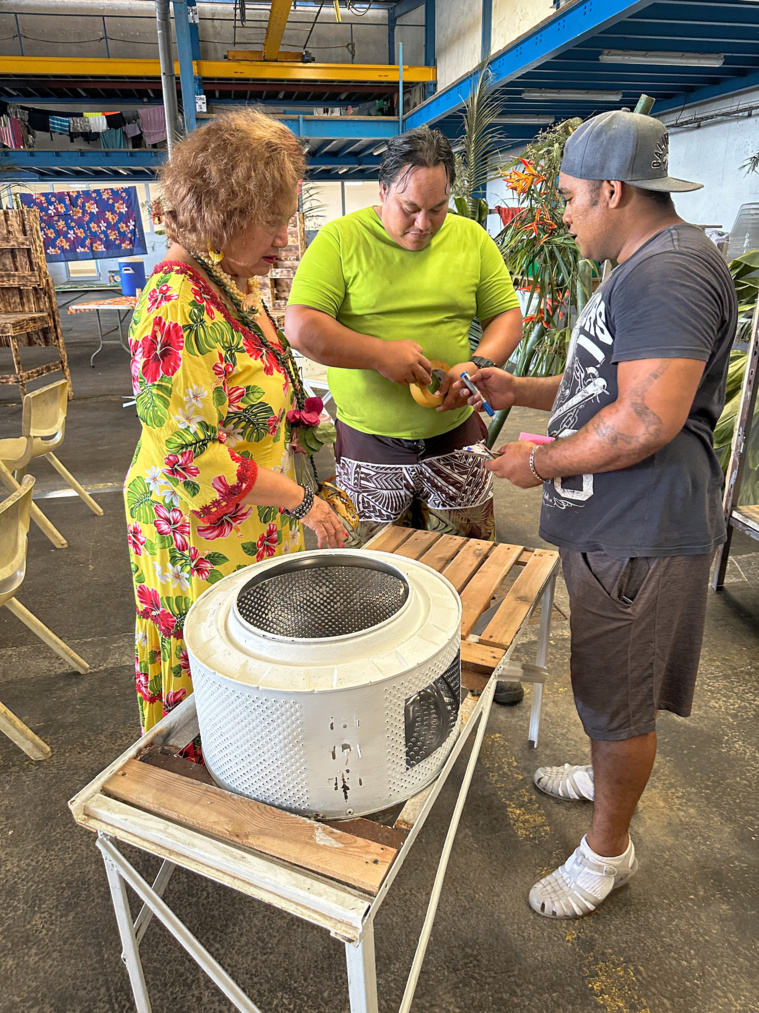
184, 549, 462, 819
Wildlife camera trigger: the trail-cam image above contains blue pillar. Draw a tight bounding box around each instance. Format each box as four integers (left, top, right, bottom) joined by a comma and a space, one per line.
387, 9, 396, 66
425, 0, 435, 97
172, 0, 197, 133
481, 0, 492, 63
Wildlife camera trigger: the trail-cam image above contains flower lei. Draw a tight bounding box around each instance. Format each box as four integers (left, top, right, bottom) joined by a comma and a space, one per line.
188, 252, 335, 471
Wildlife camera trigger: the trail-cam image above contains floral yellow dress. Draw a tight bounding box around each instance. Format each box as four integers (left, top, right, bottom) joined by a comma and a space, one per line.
125, 260, 304, 739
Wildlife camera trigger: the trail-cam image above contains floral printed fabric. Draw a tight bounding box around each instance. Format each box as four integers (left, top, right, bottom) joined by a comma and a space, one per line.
125, 260, 304, 736
19, 186, 146, 262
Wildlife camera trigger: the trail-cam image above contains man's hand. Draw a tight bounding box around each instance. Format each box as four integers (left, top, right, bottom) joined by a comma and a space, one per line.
435, 361, 475, 411
375, 340, 432, 386
450, 366, 520, 412
485, 441, 543, 489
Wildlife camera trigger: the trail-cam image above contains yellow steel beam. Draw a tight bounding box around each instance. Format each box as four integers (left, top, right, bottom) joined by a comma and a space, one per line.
227, 50, 303, 63
0, 56, 436, 83
262, 0, 294, 61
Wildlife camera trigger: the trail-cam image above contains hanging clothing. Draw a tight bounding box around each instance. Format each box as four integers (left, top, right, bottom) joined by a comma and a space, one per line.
49, 115, 70, 134
100, 127, 125, 149
125, 261, 304, 734
124, 121, 142, 139
26, 108, 50, 132
138, 106, 167, 145
105, 112, 126, 129
83, 113, 107, 132
0, 116, 23, 149
69, 116, 89, 133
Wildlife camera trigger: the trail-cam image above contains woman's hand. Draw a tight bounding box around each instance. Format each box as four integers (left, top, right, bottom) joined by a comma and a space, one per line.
302, 494, 347, 548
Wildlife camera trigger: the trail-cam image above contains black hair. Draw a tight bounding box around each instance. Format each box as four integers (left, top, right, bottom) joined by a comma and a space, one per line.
378, 126, 456, 191
631, 186, 675, 210
588, 179, 675, 211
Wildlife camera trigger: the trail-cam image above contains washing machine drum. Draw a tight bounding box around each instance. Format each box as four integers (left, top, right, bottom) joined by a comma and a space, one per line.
183, 549, 462, 819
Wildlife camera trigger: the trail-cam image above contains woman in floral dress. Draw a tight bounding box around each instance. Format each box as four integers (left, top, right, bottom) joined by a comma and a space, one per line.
125, 110, 345, 739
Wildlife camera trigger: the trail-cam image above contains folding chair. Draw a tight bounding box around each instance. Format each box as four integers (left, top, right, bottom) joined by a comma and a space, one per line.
12, 379, 103, 517
0, 477, 90, 759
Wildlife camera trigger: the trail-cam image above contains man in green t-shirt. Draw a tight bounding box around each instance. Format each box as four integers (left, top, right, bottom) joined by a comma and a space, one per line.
286, 127, 523, 549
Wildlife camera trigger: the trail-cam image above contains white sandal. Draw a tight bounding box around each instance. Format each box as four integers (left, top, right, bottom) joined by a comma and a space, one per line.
534, 763, 594, 801
529, 835, 638, 918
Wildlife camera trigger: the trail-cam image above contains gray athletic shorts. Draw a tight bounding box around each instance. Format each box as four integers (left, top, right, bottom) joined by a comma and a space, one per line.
560, 548, 714, 741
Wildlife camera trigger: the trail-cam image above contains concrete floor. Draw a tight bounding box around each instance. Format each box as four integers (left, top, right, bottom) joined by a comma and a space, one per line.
1, 305, 758, 1013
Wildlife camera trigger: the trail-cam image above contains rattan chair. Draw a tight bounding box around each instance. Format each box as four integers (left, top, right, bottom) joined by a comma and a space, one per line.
0, 477, 89, 759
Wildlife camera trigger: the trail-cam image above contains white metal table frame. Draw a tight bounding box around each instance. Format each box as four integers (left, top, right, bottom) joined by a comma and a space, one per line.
88, 306, 133, 367
70, 561, 558, 1013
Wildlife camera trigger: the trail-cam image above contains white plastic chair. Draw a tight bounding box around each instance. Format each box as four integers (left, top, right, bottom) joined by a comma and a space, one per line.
10, 379, 103, 517
0, 440, 67, 549
0, 476, 89, 759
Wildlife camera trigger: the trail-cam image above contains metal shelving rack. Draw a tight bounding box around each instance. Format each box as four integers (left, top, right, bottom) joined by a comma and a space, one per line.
712, 302, 759, 589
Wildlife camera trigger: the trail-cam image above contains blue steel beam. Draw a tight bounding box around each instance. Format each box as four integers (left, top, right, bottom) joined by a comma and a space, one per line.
0, 150, 381, 171
481, 0, 492, 63
393, 0, 424, 18
652, 68, 759, 115
172, 0, 197, 132
405, 0, 656, 129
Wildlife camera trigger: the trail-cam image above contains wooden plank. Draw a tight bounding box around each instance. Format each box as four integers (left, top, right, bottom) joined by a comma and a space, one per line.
102, 759, 396, 895
0, 239, 32, 249
479, 549, 558, 648
0, 311, 49, 336
440, 538, 495, 592
323, 817, 408, 851
461, 665, 489, 693
417, 533, 465, 572
367, 525, 414, 553
0, 271, 40, 287
735, 504, 759, 532
143, 750, 216, 785
460, 641, 506, 671
392, 529, 441, 559
460, 542, 524, 637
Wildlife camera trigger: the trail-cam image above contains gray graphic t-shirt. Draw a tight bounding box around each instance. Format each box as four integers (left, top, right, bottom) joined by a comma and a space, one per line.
539, 224, 737, 557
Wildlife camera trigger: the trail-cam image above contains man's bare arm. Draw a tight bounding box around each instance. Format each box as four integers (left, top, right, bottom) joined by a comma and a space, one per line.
285, 304, 431, 386
534, 357, 706, 476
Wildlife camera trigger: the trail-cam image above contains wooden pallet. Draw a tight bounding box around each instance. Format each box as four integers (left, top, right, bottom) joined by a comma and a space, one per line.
370, 527, 558, 693
0, 208, 72, 400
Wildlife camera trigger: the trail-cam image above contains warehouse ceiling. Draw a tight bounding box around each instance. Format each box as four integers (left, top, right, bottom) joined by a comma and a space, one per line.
409, 0, 759, 150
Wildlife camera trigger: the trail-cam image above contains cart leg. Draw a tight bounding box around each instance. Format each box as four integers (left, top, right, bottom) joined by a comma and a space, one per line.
96, 835, 263, 1013
118, 310, 131, 353
345, 921, 379, 1013
712, 525, 733, 591
133, 860, 176, 945
100, 836, 153, 1013
529, 573, 556, 749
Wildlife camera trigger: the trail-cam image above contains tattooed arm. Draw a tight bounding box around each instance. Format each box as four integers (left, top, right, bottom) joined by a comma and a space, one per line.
487, 358, 707, 488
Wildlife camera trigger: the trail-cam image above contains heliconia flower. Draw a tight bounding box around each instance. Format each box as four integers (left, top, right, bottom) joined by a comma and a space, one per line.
165, 688, 187, 711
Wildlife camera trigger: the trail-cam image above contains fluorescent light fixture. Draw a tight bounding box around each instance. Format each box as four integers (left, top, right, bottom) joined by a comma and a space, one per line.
344, 181, 365, 186
493, 115, 556, 125
599, 49, 724, 67
521, 89, 623, 102
371, 142, 387, 155
336, 166, 350, 174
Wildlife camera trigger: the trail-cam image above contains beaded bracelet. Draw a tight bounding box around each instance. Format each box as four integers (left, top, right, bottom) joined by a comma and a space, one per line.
529, 445, 547, 483
283, 486, 315, 521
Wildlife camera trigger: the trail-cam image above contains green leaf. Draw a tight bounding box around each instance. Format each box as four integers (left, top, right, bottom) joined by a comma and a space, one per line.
148, 649, 161, 666
127, 476, 155, 523
182, 479, 200, 498
226, 402, 275, 443
168, 548, 189, 569
148, 675, 162, 695
136, 377, 173, 428
144, 538, 156, 555
156, 533, 175, 550
241, 541, 258, 556
130, 560, 138, 575
165, 421, 216, 459
206, 569, 225, 584
241, 385, 265, 405
161, 637, 173, 662
205, 551, 228, 566
134, 568, 145, 583
171, 664, 183, 679
257, 504, 278, 524
212, 386, 227, 410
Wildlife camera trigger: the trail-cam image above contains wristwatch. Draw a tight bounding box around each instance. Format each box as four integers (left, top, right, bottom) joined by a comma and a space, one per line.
282, 485, 315, 520
471, 354, 498, 370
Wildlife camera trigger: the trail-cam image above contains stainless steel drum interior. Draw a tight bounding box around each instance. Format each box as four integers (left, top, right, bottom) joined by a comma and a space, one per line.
234, 552, 411, 640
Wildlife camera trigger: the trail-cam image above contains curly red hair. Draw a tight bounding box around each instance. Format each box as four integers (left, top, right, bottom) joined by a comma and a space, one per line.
159, 107, 306, 251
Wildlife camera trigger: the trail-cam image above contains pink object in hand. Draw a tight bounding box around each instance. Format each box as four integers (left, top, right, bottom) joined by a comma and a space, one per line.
518, 432, 555, 444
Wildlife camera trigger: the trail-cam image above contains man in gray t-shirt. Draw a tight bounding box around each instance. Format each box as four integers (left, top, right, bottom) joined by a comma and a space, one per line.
454, 111, 737, 920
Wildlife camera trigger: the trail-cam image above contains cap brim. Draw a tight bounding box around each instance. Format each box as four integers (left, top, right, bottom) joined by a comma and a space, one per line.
626, 175, 704, 193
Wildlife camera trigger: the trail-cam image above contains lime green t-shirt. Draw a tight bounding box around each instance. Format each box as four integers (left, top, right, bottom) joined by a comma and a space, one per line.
287, 207, 520, 439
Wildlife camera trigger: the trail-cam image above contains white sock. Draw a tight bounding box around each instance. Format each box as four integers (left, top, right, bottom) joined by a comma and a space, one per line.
580, 834, 633, 865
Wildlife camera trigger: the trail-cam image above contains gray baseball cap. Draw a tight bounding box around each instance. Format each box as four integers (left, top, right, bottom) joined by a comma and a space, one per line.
560, 110, 703, 192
